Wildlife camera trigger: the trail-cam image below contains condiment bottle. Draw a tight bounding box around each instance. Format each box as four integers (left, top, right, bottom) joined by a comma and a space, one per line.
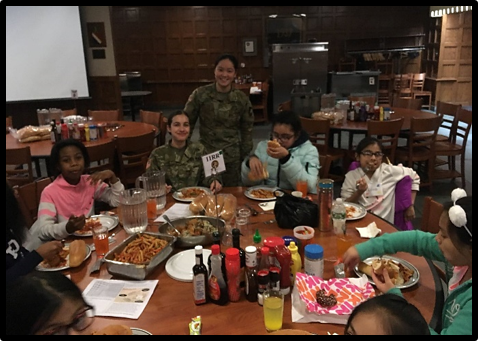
225, 247, 241, 302
50, 119, 57, 143
193, 245, 208, 305
244, 245, 259, 302
253, 228, 262, 264
257, 246, 270, 306
208, 244, 229, 306
304, 244, 324, 278
232, 228, 245, 288
288, 241, 302, 287
317, 179, 334, 232
208, 231, 227, 282
274, 244, 291, 295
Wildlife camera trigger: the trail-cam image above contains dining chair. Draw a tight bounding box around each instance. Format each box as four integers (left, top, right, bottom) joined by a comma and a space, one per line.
140, 109, 163, 146
6, 145, 35, 187
392, 95, 423, 110
6, 115, 13, 133
392, 73, 413, 99
435, 101, 462, 142
278, 100, 292, 112
299, 116, 346, 182
88, 109, 120, 122
318, 154, 332, 179
12, 176, 53, 228
114, 130, 156, 188
159, 115, 169, 146
395, 113, 443, 191
366, 117, 404, 165
377, 74, 392, 106
85, 140, 117, 174
410, 73, 432, 109
432, 107, 472, 190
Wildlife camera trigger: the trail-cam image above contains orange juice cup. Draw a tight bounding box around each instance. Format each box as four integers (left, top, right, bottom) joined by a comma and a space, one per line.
147, 198, 157, 219
92, 225, 109, 257
336, 234, 353, 260
296, 180, 308, 197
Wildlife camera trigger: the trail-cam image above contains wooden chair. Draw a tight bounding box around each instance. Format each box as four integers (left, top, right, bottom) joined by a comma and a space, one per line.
420, 196, 443, 234
6, 145, 35, 187
318, 154, 332, 179
366, 117, 404, 164
299, 116, 346, 182
392, 73, 413, 99
435, 101, 462, 142
85, 140, 117, 174
159, 115, 169, 146
114, 130, 156, 188
6, 115, 13, 133
377, 74, 392, 106
433, 107, 472, 190
395, 113, 443, 191
88, 109, 120, 122
12, 176, 53, 228
392, 95, 423, 110
411, 73, 432, 109
278, 100, 292, 112
140, 109, 163, 146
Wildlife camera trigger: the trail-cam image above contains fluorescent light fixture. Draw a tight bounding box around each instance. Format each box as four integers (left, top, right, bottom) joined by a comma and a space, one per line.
430, 6, 472, 17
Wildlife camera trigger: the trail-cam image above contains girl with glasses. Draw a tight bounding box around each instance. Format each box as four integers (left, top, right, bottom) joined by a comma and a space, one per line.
241, 110, 319, 193
341, 136, 420, 225
6, 270, 94, 335
343, 188, 472, 335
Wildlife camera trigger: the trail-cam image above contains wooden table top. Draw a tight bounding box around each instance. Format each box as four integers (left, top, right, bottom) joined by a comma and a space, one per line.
6, 121, 157, 158
61, 187, 440, 335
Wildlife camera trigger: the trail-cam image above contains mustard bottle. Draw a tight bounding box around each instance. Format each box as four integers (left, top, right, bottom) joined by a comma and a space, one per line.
288, 241, 302, 287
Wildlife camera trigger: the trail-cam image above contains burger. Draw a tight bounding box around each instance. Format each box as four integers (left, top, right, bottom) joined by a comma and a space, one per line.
92, 324, 133, 335
267, 139, 281, 148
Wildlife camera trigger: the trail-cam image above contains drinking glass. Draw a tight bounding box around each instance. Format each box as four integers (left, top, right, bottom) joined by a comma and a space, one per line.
120, 188, 148, 234
92, 224, 109, 257
263, 290, 284, 332
296, 179, 308, 197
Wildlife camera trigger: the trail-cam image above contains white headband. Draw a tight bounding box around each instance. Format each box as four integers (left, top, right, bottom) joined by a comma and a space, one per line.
449, 188, 472, 238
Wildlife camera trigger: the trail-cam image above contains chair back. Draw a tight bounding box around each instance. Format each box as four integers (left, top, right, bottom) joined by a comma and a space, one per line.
392, 95, 423, 110
12, 176, 53, 228
366, 117, 404, 164
392, 73, 412, 98
278, 100, 292, 112
299, 116, 332, 155
451, 107, 472, 145
114, 130, 156, 188
159, 115, 169, 146
6, 145, 35, 186
420, 196, 443, 234
435, 101, 462, 142
85, 140, 117, 174
88, 109, 120, 122
318, 154, 332, 179
411, 73, 427, 92
140, 109, 163, 146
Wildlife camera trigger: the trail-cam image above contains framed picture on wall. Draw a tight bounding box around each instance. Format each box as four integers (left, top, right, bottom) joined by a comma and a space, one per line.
243, 38, 257, 56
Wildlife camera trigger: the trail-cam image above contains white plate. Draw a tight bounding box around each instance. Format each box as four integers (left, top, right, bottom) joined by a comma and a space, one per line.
244, 185, 279, 201
353, 255, 420, 289
165, 248, 211, 282
131, 327, 152, 335
73, 215, 119, 237
344, 202, 366, 220
36, 243, 92, 272
172, 187, 212, 203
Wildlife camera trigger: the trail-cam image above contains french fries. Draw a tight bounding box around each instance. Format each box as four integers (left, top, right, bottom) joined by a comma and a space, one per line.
113, 234, 168, 264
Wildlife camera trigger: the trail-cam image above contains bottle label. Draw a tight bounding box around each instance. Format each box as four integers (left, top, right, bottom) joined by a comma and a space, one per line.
208, 276, 220, 301
193, 273, 207, 304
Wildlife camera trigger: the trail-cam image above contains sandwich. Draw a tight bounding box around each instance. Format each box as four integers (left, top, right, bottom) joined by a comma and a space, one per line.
358, 258, 405, 286
92, 324, 133, 335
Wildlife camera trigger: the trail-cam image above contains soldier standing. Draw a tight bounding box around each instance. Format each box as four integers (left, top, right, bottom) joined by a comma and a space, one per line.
184, 54, 254, 187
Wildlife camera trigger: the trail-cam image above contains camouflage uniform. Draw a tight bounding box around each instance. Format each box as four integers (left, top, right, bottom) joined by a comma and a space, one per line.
184, 83, 254, 187
147, 141, 219, 192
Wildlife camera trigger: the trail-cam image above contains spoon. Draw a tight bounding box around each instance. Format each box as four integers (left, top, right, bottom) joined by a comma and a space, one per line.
163, 215, 181, 236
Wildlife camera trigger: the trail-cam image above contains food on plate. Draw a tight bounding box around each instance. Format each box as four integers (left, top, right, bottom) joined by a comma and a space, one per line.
76, 216, 102, 235
41, 246, 69, 268
189, 193, 237, 221
249, 188, 275, 199
172, 218, 219, 238
189, 192, 209, 214
316, 289, 337, 307
92, 324, 133, 335
358, 258, 415, 286
247, 167, 269, 181
267, 139, 281, 148
68, 240, 87, 268
345, 205, 358, 219
180, 187, 206, 199
113, 234, 168, 265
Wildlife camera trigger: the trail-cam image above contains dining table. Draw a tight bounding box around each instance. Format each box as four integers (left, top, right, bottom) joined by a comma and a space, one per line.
57, 187, 443, 335
6, 120, 157, 177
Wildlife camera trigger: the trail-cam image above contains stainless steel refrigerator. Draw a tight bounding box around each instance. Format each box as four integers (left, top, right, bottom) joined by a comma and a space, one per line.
271, 42, 329, 115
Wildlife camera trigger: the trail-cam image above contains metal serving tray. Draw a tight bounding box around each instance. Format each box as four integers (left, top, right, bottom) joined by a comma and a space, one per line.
103, 232, 176, 280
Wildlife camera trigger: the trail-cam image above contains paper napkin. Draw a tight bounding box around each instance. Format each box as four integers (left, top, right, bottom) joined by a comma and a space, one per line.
355, 222, 381, 238
258, 201, 276, 211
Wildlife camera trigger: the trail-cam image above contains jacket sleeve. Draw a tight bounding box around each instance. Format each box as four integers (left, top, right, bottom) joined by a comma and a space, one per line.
96, 180, 125, 208
280, 142, 319, 194
6, 250, 43, 284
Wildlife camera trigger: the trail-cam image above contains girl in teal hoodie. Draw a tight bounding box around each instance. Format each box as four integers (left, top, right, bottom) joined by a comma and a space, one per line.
343, 188, 472, 335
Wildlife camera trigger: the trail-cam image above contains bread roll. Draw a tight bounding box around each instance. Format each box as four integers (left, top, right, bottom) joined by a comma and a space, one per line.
267, 139, 281, 148
220, 194, 237, 221
92, 324, 132, 335
68, 240, 86, 268
189, 192, 208, 214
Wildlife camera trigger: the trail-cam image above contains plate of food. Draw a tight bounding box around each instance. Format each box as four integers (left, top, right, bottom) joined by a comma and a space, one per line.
73, 215, 119, 237
36, 241, 92, 272
354, 255, 420, 289
244, 185, 279, 201
344, 202, 366, 220
173, 187, 212, 203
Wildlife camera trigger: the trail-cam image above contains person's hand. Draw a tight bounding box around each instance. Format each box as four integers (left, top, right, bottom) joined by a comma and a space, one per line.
248, 156, 266, 180
36, 240, 64, 262
404, 205, 415, 222
355, 177, 368, 192
210, 180, 222, 194
371, 267, 396, 293
88, 170, 119, 185
342, 246, 360, 271
266, 144, 288, 159
66, 214, 86, 234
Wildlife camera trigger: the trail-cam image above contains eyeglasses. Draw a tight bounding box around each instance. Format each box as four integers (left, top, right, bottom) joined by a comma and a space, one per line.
41, 305, 94, 336
271, 132, 295, 141
360, 151, 384, 158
